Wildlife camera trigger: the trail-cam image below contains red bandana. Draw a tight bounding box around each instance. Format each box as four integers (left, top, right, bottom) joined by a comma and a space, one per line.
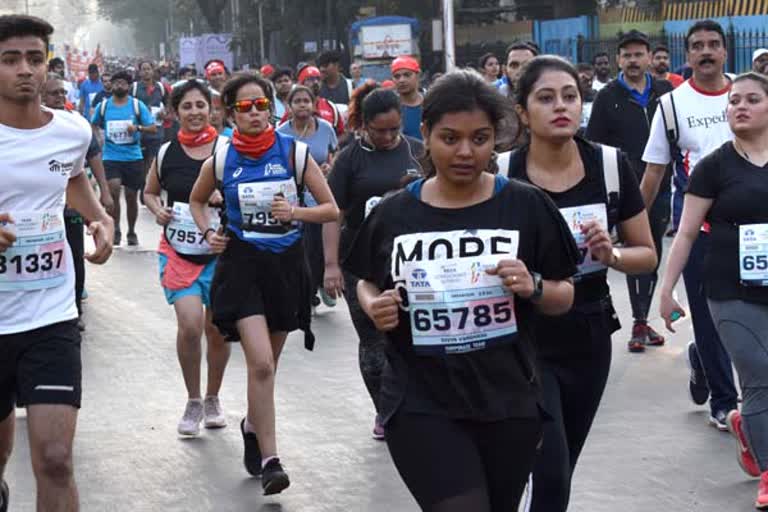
177, 126, 218, 147
232, 126, 276, 159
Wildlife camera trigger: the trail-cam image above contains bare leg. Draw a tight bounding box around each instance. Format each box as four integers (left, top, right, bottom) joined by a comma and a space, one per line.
173, 295, 205, 399
28, 404, 79, 512
0, 410, 15, 480
204, 308, 230, 397
107, 179, 121, 234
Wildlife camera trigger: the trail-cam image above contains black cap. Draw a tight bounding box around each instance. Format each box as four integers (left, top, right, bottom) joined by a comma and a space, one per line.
618, 30, 650, 51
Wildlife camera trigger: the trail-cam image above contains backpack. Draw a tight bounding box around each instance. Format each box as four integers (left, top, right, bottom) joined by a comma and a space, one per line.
155, 135, 229, 183
98, 97, 141, 127
132, 81, 167, 103
658, 91, 680, 154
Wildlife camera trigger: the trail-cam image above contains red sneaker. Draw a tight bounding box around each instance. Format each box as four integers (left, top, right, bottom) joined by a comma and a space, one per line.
756, 472, 768, 509
727, 410, 761, 477
627, 322, 647, 353
646, 324, 665, 346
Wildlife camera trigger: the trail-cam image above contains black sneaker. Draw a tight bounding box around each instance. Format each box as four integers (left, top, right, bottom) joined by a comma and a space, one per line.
113, 230, 121, 247
126, 232, 139, 247
686, 341, 710, 406
1, 479, 9, 512
709, 409, 729, 432
262, 458, 290, 495
240, 418, 262, 476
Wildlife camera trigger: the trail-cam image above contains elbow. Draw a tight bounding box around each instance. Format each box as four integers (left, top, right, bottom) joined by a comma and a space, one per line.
324, 205, 340, 223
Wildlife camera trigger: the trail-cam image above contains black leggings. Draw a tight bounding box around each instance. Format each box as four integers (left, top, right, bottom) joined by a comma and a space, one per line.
65, 214, 85, 316
386, 410, 542, 511
303, 223, 325, 294
530, 310, 613, 512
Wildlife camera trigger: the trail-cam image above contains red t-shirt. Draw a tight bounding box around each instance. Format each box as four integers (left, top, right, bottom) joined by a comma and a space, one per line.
665, 73, 685, 89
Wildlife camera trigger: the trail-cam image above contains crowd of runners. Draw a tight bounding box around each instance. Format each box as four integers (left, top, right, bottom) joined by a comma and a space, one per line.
3, 11, 768, 512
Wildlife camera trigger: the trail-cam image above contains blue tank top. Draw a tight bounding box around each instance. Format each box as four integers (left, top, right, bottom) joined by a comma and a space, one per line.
222, 132, 302, 253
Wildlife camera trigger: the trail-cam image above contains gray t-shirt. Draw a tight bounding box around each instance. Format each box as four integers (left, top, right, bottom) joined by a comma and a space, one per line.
277, 117, 338, 205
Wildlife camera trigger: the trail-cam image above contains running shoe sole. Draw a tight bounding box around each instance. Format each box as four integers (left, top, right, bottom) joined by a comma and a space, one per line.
727, 411, 761, 477
709, 415, 729, 432
628, 342, 646, 353
263, 472, 290, 495
204, 417, 227, 429
177, 424, 201, 436
686, 341, 710, 406
756, 500, 768, 510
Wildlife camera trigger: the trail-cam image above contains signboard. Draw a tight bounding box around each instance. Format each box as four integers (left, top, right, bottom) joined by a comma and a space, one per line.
360, 24, 413, 59
179, 33, 234, 72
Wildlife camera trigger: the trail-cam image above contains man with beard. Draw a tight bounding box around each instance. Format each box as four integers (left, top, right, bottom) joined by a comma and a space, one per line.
641, 20, 738, 431
48, 56, 77, 105
651, 45, 685, 88
753, 48, 768, 75
587, 30, 674, 353
272, 67, 294, 125
391, 55, 423, 140
90, 69, 156, 247
281, 65, 345, 137
592, 52, 613, 91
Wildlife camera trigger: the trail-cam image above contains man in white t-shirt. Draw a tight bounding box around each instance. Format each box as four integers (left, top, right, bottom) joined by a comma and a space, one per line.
0, 15, 114, 511
641, 20, 738, 431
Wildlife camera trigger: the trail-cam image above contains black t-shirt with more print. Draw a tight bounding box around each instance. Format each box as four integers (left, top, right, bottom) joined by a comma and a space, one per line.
344, 177, 579, 422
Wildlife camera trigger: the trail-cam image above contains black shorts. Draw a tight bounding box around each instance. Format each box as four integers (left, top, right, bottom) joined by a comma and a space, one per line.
104, 159, 144, 190
0, 320, 82, 420
211, 236, 309, 342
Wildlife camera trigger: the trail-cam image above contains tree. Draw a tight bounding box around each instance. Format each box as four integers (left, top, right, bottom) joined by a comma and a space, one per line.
195, 0, 228, 33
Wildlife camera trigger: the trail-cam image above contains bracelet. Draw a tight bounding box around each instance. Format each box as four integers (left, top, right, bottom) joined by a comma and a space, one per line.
202, 228, 215, 241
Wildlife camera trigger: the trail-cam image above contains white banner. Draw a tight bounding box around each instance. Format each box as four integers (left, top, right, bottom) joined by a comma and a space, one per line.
361, 24, 413, 59
179, 34, 234, 73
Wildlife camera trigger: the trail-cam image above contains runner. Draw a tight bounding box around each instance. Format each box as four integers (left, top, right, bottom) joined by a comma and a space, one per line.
346, 69, 579, 511
496, 42, 539, 151
479, 52, 500, 84
586, 30, 674, 352
78, 63, 103, 118
48, 56, 77, 105
188, 73, 339, 494
640, 19, 738, 430
651, 45, 685, 88
276, 85, 339, 310
204, 59, 228, 93
591, 52, 613, 91
284, 65, 345, 137
754, 49, 768, 75
575, 63, 596, 131
90, 71, 112, 111
391, 56, 424, 141
350, 60, 366, 89
317, 50, 353, 109
501, 55, 656, 512
324, 86, 423, 440
144, 79, 231, 436
133, 60, 169, 199
91, 69, 156, 247
272, 67, 294, 125
0, 14, 114, 511
659, 72, 768, 510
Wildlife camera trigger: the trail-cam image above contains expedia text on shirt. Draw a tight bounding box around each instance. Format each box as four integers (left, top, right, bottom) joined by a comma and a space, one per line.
686, 110, 727, 130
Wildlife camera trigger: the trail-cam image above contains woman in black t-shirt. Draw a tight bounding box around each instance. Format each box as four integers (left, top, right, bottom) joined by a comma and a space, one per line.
505, 56, 657, 512
324, 87, 423, 440
346, 69, 579, 511
660, 73, 768, 507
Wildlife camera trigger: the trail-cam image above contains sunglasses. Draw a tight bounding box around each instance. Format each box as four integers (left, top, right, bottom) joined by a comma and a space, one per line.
231, 97, 271, 113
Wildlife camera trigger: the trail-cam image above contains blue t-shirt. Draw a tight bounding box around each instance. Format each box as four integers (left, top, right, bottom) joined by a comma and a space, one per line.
79, 79, 103, 116
277, 118, 338, 206
91, 97, 154, 162
400, 104, 423, 141
221, 126, 234, 139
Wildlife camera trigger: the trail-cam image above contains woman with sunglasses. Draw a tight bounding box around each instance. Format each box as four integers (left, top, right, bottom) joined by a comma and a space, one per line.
189, 73, 339, 495
324, 86, 423, 440
144, 79, 231, 437
347, 69, 579, 511
277, 85, 339, 309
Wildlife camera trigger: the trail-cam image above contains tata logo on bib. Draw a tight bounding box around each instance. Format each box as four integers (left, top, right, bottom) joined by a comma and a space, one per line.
409, 268, 431, 288
48, 159, 74, 177
264, 163, 287, 176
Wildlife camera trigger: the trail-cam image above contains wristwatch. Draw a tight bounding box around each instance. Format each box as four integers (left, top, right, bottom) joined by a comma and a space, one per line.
609, 248, 622, 268
529, 271, 544, 302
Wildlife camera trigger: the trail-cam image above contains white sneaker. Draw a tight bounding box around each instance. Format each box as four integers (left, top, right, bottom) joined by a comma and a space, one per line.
204, 396, 227, 429
178, 399, 204, 436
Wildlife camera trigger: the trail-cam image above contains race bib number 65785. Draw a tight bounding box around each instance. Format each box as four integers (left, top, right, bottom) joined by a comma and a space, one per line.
740, 224, 768, 287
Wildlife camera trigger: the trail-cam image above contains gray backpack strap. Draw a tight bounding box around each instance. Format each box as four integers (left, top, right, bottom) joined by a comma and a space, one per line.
659, 92, 679, 149
155, 141, 172, 180
496, 151, 512, 177
213, 140, 231, 183
132, 98, 141, 122
132, 82, 138, 97
99, 97, 108, 119
293, 140, 309, 187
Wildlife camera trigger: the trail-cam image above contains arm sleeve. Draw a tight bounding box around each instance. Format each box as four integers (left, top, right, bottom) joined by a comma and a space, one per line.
617, 152, 646, 222
327, 146, 354, 210
686, 149, 721, 199
642, 106, 672, 165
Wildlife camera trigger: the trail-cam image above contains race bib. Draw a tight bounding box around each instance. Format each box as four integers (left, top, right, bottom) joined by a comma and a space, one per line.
739, 224, 768, 286
150, 106, 164, 126
237, 179, 298, 238
394, 230, 520, 356
106, 120, 133, 145
165, 203, 220, 256
0, 211, 67, 291
364, 196, 382, 219
559, 203, 608, 279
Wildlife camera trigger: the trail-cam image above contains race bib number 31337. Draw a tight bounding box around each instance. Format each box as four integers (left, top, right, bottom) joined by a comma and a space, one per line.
394, 229, 520, 356
0, 211, 67, 291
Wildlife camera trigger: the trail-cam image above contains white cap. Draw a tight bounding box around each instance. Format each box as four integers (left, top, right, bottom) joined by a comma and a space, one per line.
753, 48, 768, 62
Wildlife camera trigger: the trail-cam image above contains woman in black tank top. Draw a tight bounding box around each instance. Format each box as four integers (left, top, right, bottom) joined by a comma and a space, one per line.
143, 80, 231, 438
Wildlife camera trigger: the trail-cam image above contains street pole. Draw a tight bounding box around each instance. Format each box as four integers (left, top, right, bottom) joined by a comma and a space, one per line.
25, 0, 29, 15
442, 0, 455, 72
258, 1, 265, 64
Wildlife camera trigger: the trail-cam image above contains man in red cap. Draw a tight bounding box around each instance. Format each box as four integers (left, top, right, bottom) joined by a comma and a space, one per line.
282, 65, 345, 136
204, 59, 228, 92
391, 55, 423, 140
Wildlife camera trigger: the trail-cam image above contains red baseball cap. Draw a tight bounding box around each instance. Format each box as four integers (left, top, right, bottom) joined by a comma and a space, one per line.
391, 56, 420, 74
260, 64, 275, 77
298, 66, 322, 84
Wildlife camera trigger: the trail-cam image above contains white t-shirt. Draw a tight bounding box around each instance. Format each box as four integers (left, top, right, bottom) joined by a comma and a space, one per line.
592, 78, 609, 92
0, 108, 91, 335
642, 79, 733, 173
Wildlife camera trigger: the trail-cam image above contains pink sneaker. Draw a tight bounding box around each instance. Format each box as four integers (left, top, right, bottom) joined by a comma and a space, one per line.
727, 410, 761, 477
756, 472, 768, 509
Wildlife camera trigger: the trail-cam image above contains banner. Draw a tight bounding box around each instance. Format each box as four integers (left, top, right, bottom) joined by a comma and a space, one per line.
179, 34, 233, 73
64, 44, 103, 79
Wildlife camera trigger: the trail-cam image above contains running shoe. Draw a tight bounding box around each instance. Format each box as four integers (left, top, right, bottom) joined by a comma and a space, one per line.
727, 410, 761, 477
646, 324, 665, 346
0, 480, 8, 512
709, 409, 729, 432
203, 396, 227, 429
757, 472, 768, 510
372, 416, 385, 441
262, 458, 290, 495
126, 232, 139, 247
177, 399, 204, 436
113, 230, 121, 247
686, 341, 710, 406
319, 289, 337, 308
240, 418, 262, 476
627, 322, 647, 353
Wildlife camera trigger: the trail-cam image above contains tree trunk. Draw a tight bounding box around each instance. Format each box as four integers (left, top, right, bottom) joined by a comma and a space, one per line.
195, 0, 227, 32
